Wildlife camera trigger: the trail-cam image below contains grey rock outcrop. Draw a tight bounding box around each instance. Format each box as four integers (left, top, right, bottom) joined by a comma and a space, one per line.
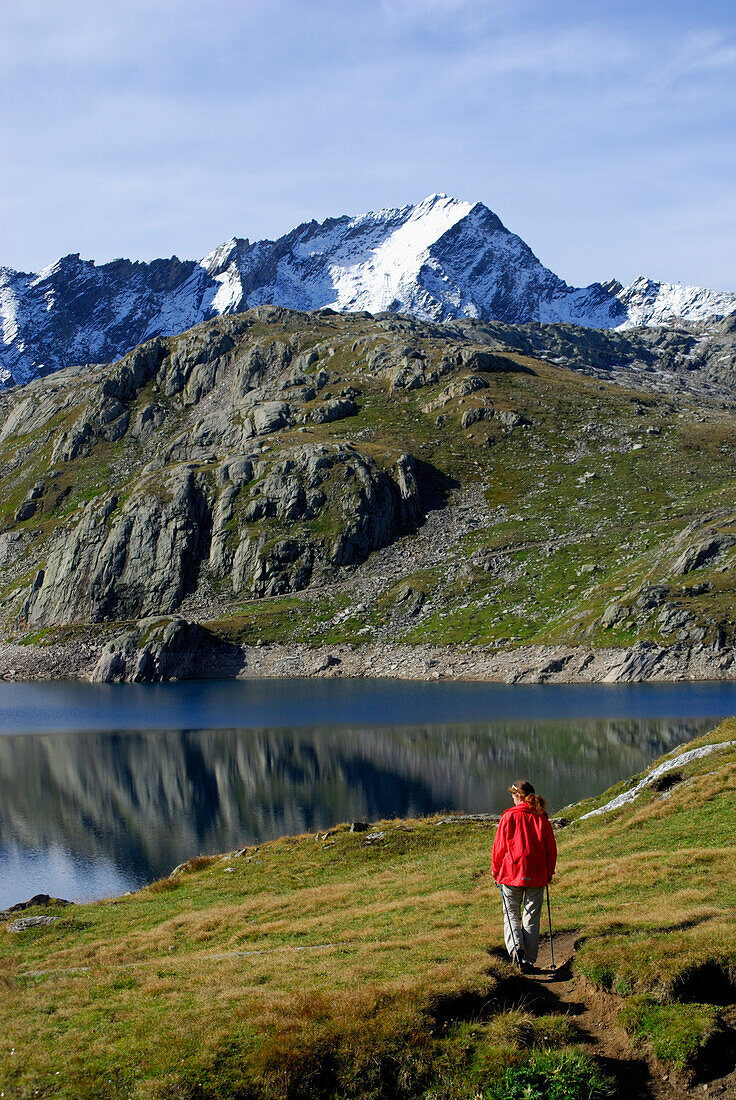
24, 467, 210, 625
673, 534, 736, 576
461, 406, 493, 429
496, 410, 529, 430
424, 374, 489, 412
303, 396, 358, 424
90, 619, 209, 683
4, 309, 437, 630
0, 893, 70, 924
7, 915, 58, 932
248, 401, 294, 436
209, 443, 425, 597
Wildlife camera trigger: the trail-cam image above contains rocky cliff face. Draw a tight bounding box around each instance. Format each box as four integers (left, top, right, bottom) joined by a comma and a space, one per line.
447, 313, 736, 402
3, 194, 735, 387
1, 310, 437, 633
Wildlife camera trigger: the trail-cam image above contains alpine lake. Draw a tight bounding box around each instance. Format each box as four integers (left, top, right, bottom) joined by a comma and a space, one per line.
2, 677, 735, 909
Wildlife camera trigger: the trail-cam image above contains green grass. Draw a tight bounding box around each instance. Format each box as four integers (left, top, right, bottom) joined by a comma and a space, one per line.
482, 1049, 613, 1100
205, 598, 314, 645
618, 997, 719, 1071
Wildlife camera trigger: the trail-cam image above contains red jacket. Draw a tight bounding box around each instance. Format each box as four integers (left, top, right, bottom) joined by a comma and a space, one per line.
491, 803, 557, 888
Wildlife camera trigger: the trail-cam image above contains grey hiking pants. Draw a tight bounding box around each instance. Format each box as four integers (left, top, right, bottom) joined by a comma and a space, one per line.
500, 885, 545, 963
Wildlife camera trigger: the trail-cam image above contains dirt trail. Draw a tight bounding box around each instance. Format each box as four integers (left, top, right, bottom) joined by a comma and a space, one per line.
498, 932, 736, 1100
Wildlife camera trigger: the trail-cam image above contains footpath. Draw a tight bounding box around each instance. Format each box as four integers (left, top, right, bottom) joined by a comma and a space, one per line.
502, 935, 736, 1100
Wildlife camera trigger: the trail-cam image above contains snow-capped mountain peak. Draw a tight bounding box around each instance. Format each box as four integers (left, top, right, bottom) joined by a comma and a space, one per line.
1, 194, 735, 387
201, 237, 251, 275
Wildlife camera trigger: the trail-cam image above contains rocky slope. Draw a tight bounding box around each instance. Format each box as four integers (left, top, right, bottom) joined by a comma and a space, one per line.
2, 306, 736, 682
3, 194, 735, 387
450, 312, 736, 401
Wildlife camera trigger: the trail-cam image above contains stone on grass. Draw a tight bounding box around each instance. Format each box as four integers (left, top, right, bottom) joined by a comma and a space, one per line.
7, 915, 58, 932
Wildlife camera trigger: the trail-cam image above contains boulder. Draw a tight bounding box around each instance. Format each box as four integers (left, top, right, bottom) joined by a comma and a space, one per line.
633, 584, 670, 612
458, 348, 517, 373
150, 620, 207, 681
90, 647, 128, 683
673, 534, 735, 575
461, 406, 493, 429
424, 375, 489, 412
304, 397, 358, 424
0, 894, 70, 924
14, 498, 38, 522
251, 401, 294, 435
90, 620, 208, 683
395, 584, 425, 616
496, 410, 529, 430
600, 602, 625, 628
7, 915, 58, 932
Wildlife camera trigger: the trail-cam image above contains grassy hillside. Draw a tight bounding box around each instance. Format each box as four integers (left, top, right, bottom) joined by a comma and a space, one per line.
3, 721, 735, 1099
1, 308, 736, 654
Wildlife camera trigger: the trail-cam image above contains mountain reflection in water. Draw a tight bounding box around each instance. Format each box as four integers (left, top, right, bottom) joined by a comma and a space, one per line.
0, 717, 713, 907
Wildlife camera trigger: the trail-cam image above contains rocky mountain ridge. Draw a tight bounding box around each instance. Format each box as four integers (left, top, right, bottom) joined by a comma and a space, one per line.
3, 193, 735, 387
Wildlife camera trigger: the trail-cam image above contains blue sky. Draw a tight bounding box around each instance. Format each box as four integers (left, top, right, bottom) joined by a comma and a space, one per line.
1, 0, 735, 289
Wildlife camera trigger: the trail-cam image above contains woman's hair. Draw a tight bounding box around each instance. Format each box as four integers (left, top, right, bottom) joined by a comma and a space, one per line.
509, 780, 547, 815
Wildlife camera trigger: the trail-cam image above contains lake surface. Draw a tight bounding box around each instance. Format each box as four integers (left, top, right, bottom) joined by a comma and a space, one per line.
2, 678, 735, 908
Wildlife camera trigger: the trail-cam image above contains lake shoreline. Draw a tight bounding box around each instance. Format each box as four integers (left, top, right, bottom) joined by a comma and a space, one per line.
2, 635, 735, 684
0, 673, 728, 908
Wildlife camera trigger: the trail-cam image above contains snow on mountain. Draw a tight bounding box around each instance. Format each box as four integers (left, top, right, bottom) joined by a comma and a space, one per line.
1, 194, 734, 387
616, 276, 736, 329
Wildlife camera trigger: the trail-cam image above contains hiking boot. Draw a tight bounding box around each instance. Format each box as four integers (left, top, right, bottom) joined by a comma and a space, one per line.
512, 948, 524, 969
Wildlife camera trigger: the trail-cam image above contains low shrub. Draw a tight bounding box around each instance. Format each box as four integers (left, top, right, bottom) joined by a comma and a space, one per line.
482, 1048, 613, 1100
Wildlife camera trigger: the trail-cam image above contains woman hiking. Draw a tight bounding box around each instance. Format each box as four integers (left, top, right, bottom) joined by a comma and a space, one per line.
491, 780, 557, 973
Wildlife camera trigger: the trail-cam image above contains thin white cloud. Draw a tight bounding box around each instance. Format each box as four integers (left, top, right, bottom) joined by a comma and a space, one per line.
380, 0, 498, 14
664, 29, 736, 81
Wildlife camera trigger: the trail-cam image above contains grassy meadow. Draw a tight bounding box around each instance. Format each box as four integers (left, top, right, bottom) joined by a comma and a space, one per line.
2, 720, 736, 1098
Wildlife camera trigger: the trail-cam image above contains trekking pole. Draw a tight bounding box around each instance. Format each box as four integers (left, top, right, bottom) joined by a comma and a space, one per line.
497, 883, 523, 970
545, 884, 556, 971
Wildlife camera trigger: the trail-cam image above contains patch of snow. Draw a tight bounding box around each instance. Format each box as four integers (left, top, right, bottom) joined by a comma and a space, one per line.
248, 194, 475, 316
579, 740, 736, 819
614, 276, 736, 329
332, 194, 474, 312
542, 284, 626, 328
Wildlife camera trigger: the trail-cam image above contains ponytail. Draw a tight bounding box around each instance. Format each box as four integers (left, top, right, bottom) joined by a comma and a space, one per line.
524, 793, 547, 815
